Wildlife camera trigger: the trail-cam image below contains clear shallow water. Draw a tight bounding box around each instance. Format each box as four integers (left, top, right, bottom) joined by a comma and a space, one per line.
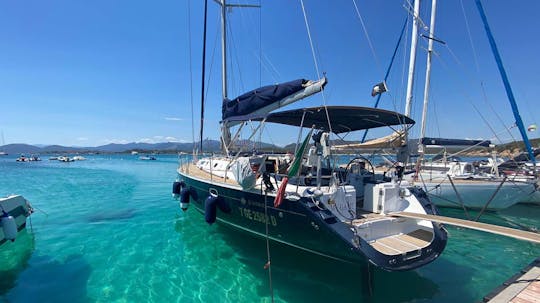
0, 154, 538, 302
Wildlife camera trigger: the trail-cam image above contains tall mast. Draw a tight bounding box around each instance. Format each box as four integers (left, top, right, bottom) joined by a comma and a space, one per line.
220, 0, 228, 101
397, 0, 421, 165
404, 0, 421, 117
199, 0, 209, 153
217, 1, 259, 154
418, 0, 437, 155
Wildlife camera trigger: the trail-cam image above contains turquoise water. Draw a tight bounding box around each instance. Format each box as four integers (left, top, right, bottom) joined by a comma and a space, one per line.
0, 154, 538, 303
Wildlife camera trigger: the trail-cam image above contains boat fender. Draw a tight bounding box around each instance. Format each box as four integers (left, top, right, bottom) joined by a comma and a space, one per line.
180, 188, 191, 211
172, 181, 185, 199
216, 196, 231, 213
189, 186, 198, 201
1, 211, 17, 242
204, 195, 219, 224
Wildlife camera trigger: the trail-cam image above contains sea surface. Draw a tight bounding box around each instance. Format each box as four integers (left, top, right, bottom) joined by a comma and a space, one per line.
0, 154, 539, 303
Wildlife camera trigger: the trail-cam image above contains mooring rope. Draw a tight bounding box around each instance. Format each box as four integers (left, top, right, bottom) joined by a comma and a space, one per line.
263, 191, 274, 302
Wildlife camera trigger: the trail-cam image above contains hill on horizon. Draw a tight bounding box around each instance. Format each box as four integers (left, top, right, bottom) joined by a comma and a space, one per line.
1, 137, 538, 156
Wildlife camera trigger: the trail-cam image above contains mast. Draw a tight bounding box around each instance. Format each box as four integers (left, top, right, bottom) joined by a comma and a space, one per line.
404, 0, 421, 118
220, 0, 228, 101
216, 1, 259, 154
199, 0, 209, 153
397, 0, 421, 165
418, 0, 437, 155
475, 0, 536, 166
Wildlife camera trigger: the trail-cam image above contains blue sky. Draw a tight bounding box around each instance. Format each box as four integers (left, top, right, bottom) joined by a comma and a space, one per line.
0, 0, 538, 147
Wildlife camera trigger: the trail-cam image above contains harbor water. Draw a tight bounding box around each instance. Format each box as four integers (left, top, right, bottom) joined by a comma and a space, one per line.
0, 154, 538, 302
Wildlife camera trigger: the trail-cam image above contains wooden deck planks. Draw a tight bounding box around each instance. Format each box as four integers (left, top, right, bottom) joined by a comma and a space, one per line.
369, 229, 433, 256
181, 163, 239, 186
484, 258, 540, 303
390, 212, 540, 244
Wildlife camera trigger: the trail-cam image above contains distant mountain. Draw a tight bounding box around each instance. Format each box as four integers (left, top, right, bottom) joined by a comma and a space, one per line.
1, 144, 42, 154
2, 137, 537, 155
0, 139, 224, 154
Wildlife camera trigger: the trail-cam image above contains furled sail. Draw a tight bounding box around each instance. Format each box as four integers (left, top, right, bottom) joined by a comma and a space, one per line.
333, 130, 406, 150
421, 137, 491, 147
222, 78, 327, 120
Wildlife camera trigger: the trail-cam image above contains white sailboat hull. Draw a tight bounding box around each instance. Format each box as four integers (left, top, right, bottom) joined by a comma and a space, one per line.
418, 180, 535, 210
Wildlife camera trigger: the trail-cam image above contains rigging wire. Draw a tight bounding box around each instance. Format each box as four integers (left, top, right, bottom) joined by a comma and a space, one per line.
446, 47, 517, 143
299, 0, 333, 135
458, 0, 516, 143
351, 0, 382, 74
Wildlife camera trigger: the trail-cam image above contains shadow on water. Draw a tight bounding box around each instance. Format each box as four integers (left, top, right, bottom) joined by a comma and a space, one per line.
213, 224, 443, 303
172, 207, 503, 302
3, 253, 92, 303
86, 208, 137, 223
0, 230, 35, 295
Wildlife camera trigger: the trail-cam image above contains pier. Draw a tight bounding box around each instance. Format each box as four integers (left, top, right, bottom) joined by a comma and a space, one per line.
390, 212, 540, 244
483, 257, 540, 303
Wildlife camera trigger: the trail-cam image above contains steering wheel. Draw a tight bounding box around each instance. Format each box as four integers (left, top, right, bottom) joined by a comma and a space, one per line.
345, 156, 375, 176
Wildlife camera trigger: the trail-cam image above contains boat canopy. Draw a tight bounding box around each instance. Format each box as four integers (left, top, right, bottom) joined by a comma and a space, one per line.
333, 130, 406, 149
222, 78, 326, 120
421, 137, 491, 147
227, 106, 414, 134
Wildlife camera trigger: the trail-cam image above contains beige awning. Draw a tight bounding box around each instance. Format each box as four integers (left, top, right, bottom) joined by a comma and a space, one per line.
333, 130, 406, 150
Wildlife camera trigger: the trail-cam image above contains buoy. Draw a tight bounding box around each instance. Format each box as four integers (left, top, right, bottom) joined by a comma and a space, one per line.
205, 195, 219, 224
1, 212, 17, 242
172, 181, 185, 200
180, 188, 191, 211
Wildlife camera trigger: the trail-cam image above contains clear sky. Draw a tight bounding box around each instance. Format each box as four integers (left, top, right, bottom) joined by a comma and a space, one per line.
1, 0, 538, 147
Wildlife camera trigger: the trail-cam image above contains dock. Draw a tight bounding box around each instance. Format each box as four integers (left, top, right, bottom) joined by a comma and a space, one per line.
483, 257, 540, 303
390, 212, 540, 244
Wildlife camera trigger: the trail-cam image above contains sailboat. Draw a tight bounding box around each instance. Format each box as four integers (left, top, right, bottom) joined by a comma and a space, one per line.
0, 131, 7, 156
173, 0, 447, 272
399, 0, 538, 210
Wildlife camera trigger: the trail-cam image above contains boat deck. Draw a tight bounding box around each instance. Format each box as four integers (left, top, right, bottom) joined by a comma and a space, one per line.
180, 163, 239, 186
369, 229, 433, 256
390, 212, 540, 244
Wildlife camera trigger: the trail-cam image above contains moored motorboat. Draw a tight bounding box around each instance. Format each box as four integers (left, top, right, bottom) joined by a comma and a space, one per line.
0, 195, 33, 246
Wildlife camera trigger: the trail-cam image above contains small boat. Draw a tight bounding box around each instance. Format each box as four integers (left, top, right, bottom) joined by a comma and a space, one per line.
58, 156, 75, 162
49, 156, 59, 160
0, 195, 33, 245
139, 155, 156, 161
72, 156, 86, 161
28, 154, 41, 161
16, 155, 29, 162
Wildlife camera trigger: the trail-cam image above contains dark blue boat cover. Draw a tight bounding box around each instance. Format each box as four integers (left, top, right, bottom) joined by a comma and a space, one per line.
222, 79, 308, 120
228, 106, 415, 134
421, 137, 491, 147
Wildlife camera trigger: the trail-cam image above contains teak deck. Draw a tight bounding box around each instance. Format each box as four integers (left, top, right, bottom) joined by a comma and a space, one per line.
391, 212, 540, 244
370, 229, 433, 255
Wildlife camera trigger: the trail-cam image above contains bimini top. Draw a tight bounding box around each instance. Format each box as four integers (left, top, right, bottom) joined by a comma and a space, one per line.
228, 106, 415, 134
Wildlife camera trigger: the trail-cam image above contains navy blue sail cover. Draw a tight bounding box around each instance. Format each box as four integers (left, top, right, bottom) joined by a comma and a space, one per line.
222, 79, 308, 120
421, 137, 491, 147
